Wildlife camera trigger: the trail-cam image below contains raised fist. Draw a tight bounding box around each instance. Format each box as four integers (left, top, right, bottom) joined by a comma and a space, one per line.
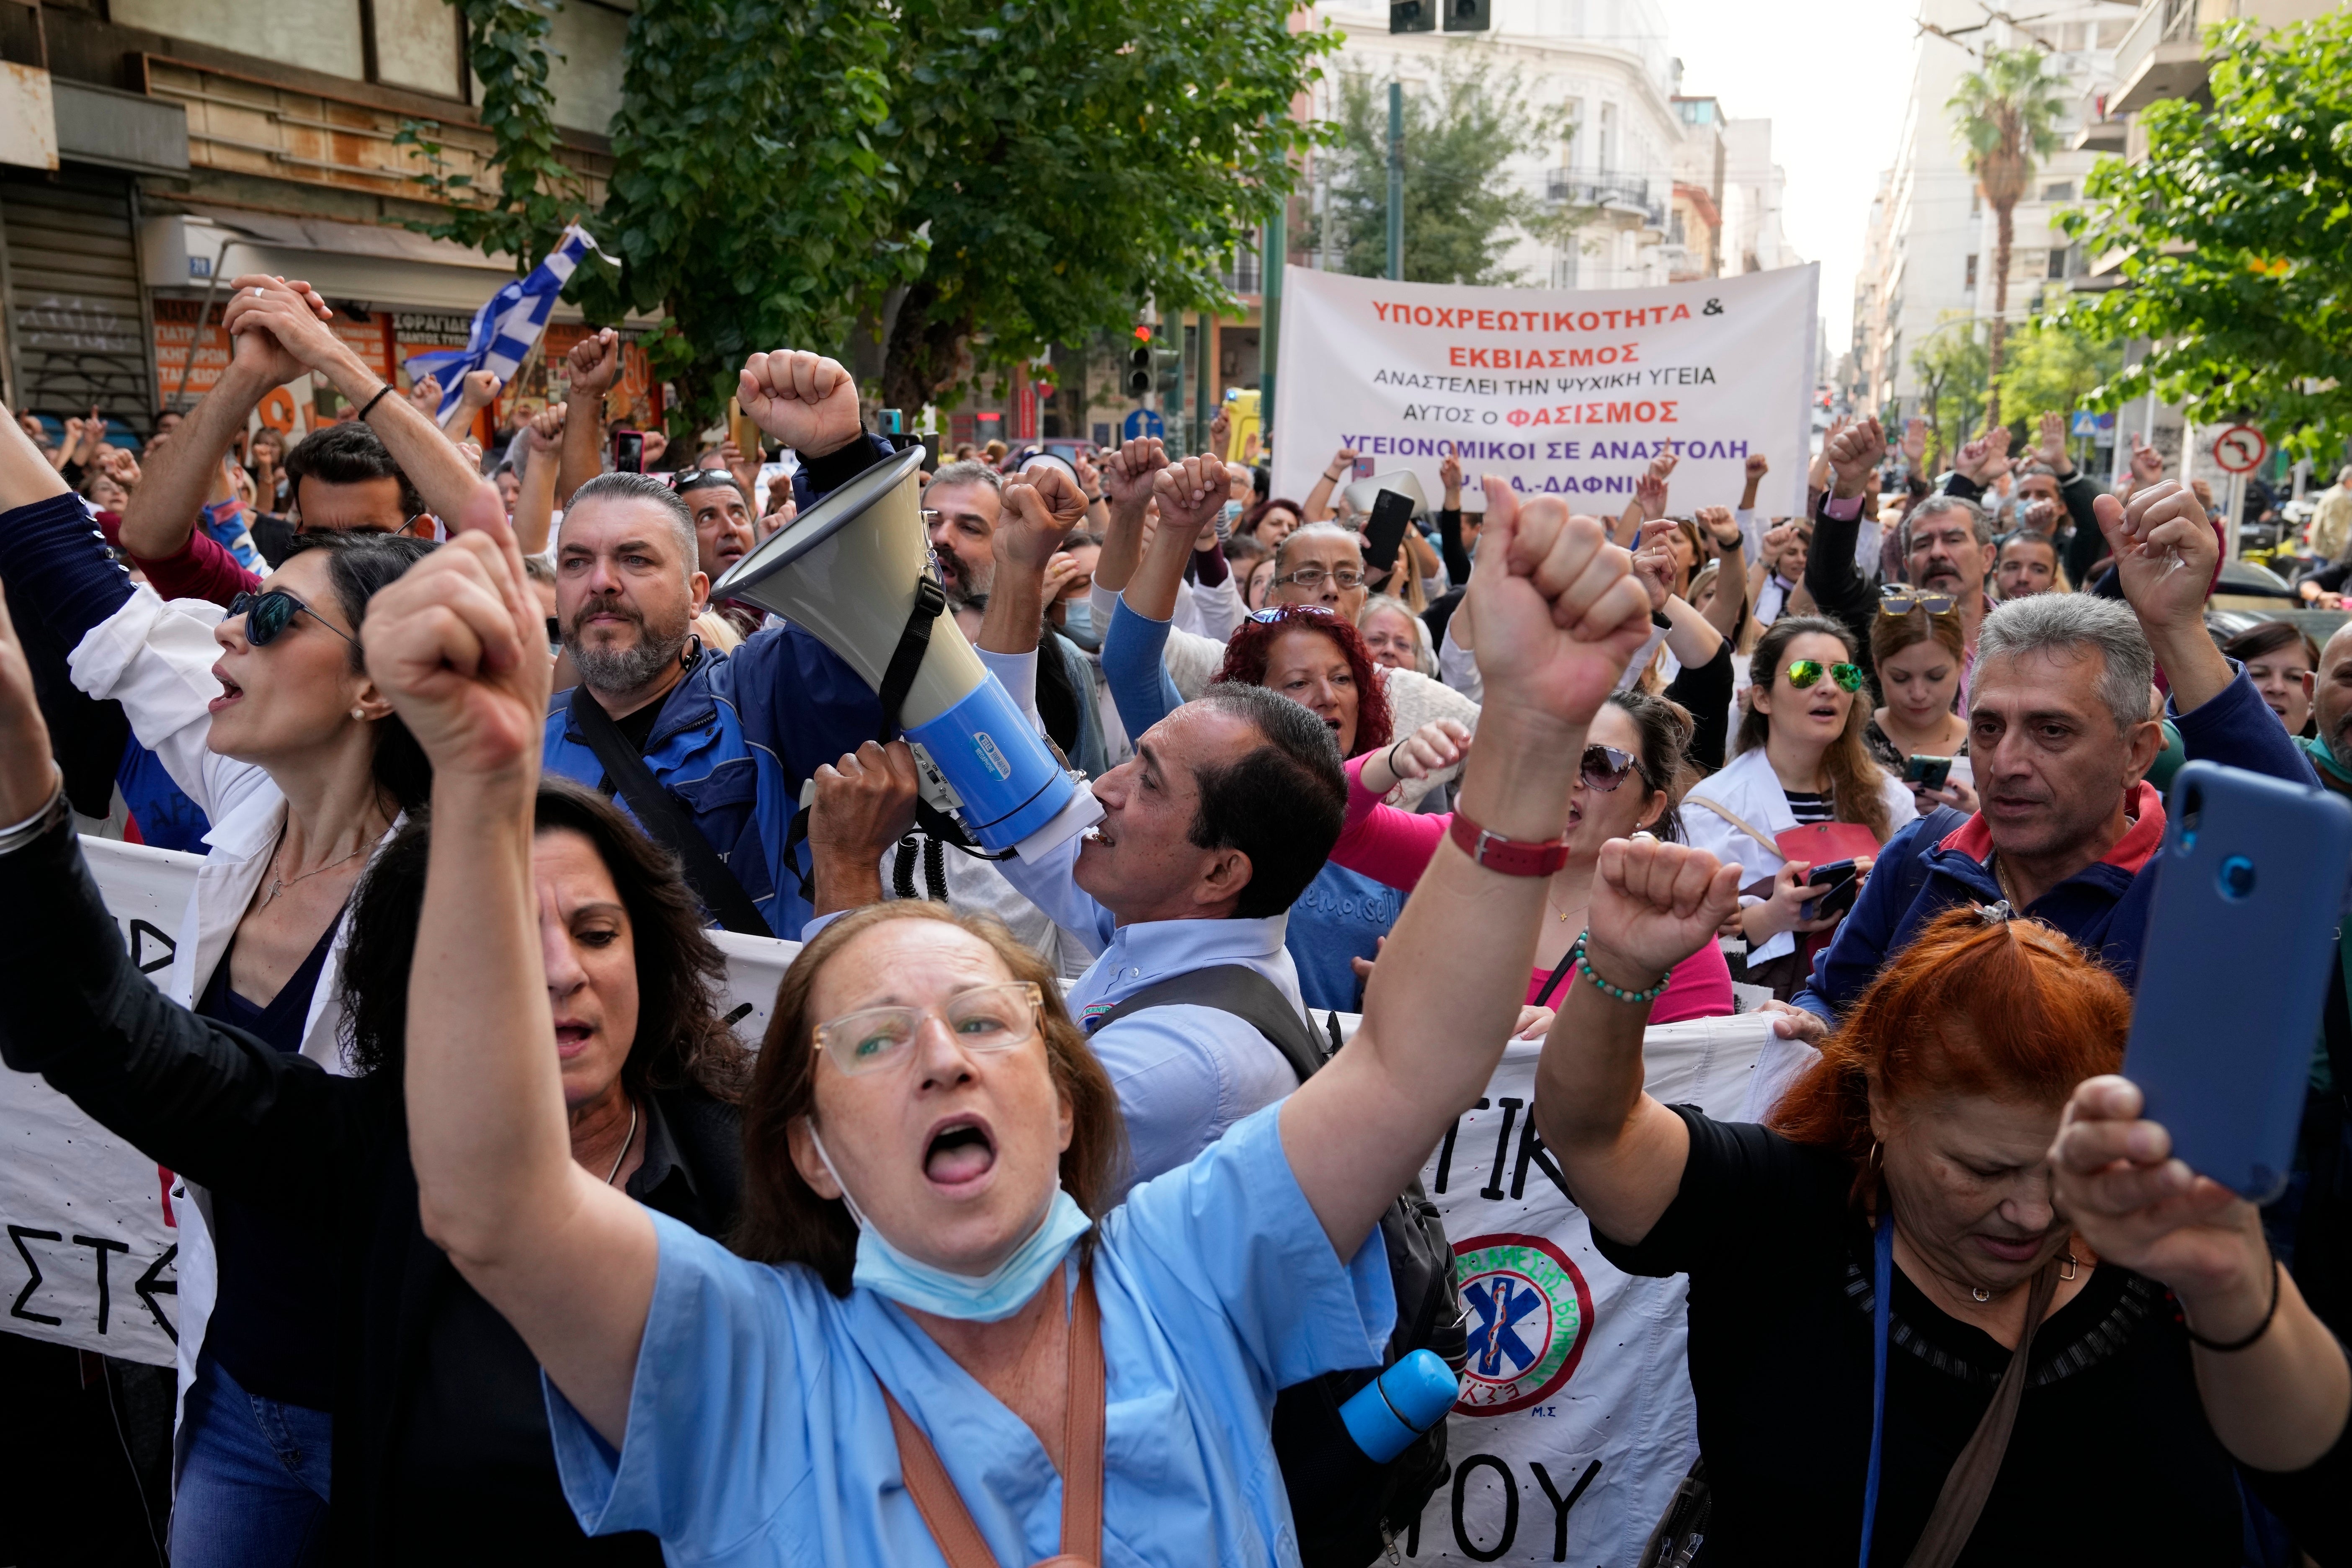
738, 350, 863, 459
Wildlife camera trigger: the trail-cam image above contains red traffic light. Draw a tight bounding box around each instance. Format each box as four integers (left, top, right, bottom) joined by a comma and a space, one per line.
1133, 325, 1153, 343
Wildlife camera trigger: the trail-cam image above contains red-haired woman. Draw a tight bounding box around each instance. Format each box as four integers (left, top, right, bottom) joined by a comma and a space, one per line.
1535, 841, 2349, 1565
1202, 603, 1405, 1012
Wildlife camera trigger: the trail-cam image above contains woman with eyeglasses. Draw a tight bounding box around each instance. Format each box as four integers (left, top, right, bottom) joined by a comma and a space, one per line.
1683, 615, 1916, 1000
1867, 597, 1980, 815
1337, 691, 1734, 1020
0, 400, 500, 1565
0, 594, 753, 1562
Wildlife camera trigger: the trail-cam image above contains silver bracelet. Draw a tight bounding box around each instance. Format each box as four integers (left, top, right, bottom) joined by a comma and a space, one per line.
0, 776, 68, 856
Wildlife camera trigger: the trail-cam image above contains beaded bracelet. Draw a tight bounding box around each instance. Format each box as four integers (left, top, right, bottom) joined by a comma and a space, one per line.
1570, 934, 1671, 1005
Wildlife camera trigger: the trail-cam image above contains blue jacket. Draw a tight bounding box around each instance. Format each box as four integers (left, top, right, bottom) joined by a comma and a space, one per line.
1795, 667, 2319, 1023
542, 436, 895, 936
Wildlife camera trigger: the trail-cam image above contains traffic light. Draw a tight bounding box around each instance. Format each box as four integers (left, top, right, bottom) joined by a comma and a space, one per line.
1389, 0, 1433, 32
1442, 0, 1490, 31
1125, 326, 1153, 399
1154, 334, 1184, 413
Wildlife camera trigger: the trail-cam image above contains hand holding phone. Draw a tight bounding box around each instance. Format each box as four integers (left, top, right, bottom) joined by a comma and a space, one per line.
1905, 755, 1954, 791
611, 429, 644, 475
1800, 858, 1861, 923
1364, 490, 1413, 575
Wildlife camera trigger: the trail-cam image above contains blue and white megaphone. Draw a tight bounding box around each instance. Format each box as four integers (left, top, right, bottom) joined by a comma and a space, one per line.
711, 444, 1102, 860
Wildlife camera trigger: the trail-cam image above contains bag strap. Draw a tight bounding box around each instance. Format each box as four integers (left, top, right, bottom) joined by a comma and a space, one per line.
876, 574, 947, 744
1685, 794, 1785, 859
566, 685, 773, 937
1535, 947, 1579, 1007
1091, 964, 1327, 1085
879, 1266, 1106, 1568
1900, 1258, 2060, 1568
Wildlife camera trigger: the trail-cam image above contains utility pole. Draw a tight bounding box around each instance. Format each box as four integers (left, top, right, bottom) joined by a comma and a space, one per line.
1386, 81, 1405, 281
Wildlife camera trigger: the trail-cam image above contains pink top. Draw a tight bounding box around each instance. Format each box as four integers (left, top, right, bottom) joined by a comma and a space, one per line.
1333, 755, 1737, 1022
98, 512, 259, 606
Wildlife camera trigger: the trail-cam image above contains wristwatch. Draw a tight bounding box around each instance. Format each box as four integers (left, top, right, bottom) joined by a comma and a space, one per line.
1448, 811, 1571, 877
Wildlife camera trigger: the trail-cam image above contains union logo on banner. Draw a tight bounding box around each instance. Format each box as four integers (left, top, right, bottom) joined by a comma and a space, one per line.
1452, 1231, 1594, 1416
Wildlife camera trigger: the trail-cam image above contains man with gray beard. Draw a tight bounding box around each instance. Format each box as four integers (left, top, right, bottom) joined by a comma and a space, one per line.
537, 351, 896, 936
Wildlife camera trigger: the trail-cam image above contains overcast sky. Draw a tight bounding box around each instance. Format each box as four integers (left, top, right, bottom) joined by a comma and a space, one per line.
1661, 0, 1921, 349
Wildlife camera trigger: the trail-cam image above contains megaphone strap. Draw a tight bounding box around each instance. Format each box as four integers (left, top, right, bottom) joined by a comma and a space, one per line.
875, 573, 948, 743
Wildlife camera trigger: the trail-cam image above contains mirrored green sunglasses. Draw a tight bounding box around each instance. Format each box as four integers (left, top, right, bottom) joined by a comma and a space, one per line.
1785, 658, 1864, 693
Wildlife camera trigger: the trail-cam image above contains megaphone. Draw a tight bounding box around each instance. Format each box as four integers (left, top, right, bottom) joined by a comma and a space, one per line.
1341, 468, 1429, 518
712, 444, 1102, 860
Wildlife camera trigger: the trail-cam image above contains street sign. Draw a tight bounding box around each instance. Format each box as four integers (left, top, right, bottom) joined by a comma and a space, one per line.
2071, 410, 2113, 436
2212, 424, 2267, 474
1122, 409, 1164, 441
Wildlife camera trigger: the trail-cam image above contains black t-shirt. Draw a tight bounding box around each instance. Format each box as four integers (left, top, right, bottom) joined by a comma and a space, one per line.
194, 917, 344, 1409
1591, 1105, 2266, 1566
606, 686, 668, 762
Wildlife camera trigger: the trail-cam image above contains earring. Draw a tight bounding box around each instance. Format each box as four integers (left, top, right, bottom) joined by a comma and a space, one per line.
350, 707, 366, 720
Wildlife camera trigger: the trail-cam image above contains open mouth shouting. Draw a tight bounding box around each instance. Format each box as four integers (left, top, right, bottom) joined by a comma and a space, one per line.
554, 1018, 596, 1060
923, 1114, 998, 1191
208, 661, 244, 714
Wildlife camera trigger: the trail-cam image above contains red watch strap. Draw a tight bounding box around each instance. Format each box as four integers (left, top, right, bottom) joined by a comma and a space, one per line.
1448, 811, 1570, 877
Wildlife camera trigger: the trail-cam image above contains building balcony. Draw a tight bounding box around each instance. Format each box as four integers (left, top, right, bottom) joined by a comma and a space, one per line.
2109, 0, 2224, 117
2071, 86, 2128, 151
1545, 170, 1666, 230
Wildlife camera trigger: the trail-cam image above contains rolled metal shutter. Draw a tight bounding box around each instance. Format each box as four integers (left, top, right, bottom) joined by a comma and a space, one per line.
1, 175, 154, 430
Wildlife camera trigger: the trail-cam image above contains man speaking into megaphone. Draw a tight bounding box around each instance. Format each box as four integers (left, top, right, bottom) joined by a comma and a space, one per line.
538, 351, 909, 938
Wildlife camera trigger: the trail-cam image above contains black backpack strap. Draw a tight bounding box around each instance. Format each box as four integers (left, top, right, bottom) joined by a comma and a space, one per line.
1535, 947, 1579, 1007
567, 685, 774, 937
1093, 965, 1327, 1085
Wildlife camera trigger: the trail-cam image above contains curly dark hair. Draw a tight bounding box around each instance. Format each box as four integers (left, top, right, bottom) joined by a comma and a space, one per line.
1211, 604, 1394, 759
339, 778, 750, 1104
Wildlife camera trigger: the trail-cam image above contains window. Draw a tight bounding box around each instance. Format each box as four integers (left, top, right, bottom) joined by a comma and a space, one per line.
1970, 189, 1982, 217
1669, 210, 1686, 246
2048, 245, 2071, 280
1563, 98, 1583, 166
1598, 103, 1617, 174
1964, 253, 1978, 289
1553, 248, 1578, 289
2041, 180, 2074, 201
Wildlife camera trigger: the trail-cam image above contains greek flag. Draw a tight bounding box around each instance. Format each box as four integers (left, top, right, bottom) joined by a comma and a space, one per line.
403, 222, 610, 423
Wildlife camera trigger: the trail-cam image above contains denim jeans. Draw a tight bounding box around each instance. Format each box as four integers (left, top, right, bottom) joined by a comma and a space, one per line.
169, 1354, 332, 1568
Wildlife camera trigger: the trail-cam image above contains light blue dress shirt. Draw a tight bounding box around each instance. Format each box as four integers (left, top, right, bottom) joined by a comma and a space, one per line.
544, 1104, 1395, 1566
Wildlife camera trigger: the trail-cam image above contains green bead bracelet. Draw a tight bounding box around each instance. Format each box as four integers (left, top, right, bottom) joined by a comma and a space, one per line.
1569, 934, 1671, 1005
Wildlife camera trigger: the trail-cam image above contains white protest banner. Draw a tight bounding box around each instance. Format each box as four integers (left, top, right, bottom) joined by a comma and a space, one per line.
1271, 264, 1818, 518
1, 836, 804, 1367
1400, 1013, 1810, 1565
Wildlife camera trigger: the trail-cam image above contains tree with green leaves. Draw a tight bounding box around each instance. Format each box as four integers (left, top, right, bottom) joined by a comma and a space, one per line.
1910, 312, 1989, 473
405, 0, 1331, 432
1310, 56, 1571, 286
1946, 44, 2065, 424
1994, 320, 2121, 460
2049, 10, 2352, 467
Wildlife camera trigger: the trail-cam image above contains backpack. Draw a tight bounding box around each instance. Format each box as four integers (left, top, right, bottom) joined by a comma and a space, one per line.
1098, 967, 1467, 1567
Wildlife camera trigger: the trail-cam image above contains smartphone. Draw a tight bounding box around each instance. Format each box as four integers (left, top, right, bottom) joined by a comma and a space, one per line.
1800, 859, 1860, 922
2122, 761, 2352, 1201
1905, 755, 1954, 791
611, 428, 644, 474
1365, 490, 1414, 575
727, 397, 763, 460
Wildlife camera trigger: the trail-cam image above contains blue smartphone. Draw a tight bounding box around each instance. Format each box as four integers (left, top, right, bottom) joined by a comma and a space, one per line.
2122, 761, 2352, 1202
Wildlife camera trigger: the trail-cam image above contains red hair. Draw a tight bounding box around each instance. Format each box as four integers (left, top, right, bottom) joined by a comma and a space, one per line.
1212, 606, 1394, 759
1769, 907, 2128, 1202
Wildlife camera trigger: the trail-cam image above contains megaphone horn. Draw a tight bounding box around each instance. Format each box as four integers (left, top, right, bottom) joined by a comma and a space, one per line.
712, 444, 1101, 859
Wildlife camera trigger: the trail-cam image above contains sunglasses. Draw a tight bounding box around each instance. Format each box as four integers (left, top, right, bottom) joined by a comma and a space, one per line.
1879, 585, 1957, 616
813, 982, 1043, 1078
1247, 603, 1338, 624
671, 469, 742, 495
226, 589, 355, 650
1581, 744, 1642, 792
1785, 659, 1865, 693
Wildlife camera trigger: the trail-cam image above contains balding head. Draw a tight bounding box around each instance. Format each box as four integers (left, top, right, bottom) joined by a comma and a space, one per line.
2314, 622, 2352, 763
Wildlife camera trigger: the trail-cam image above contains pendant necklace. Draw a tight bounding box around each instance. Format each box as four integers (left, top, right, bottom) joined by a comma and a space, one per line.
259, 833, 367, 907
604, 1098, 640, 1187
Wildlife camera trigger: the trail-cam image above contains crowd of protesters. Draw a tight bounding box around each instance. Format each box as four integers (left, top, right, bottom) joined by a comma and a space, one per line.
0, 266, 2344, 1568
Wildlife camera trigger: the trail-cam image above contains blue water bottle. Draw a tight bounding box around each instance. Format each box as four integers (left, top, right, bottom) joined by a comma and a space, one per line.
1337, 1350, 1460, 1462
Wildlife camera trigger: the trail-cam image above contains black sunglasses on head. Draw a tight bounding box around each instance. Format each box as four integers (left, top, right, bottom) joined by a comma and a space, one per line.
225, 589, 354, 650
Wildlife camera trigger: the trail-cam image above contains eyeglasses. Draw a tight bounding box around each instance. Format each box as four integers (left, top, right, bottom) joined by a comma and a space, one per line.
225, 589, 356, 650
812, 982, 1044, 1077
1879, 585, 1957, 616
1785, 659, 1865, 693
1580, 744, 1643, 792
1275, 567, 1367, 591
1247, 603, 1338, 625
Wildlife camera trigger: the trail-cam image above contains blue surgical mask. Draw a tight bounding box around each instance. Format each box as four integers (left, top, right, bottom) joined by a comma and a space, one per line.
808, 1124, 1093, 1322
1060, 598, 1101, 651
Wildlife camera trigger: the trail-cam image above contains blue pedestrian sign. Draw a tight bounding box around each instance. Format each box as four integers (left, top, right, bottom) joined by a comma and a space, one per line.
1122, 409, 1164, 441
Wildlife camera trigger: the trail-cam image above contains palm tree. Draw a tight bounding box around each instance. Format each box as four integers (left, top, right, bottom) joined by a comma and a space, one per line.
1947, 46, 2066, 426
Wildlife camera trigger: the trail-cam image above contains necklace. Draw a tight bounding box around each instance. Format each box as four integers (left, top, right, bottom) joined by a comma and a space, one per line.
1545, 894, 1589, 925
258, 835, 368, 907
604, 1098, 639, 1187
1969, 1252, 2079, 1303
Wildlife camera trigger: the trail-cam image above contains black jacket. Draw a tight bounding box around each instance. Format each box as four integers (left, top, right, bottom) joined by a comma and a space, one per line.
0, 813, 744, 1565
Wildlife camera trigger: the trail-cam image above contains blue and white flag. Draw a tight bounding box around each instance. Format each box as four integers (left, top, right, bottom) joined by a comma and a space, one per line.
403, 222, 610, 423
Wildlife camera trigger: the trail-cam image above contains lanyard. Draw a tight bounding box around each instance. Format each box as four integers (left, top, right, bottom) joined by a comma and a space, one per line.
1859, 1213, 1893, 1568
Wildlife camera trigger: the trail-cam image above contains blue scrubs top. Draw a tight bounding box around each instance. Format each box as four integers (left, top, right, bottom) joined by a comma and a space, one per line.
545, 1103, 1397, 1565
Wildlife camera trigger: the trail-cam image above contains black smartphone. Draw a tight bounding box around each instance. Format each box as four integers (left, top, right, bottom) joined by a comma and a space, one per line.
611, 428, 644, 474
1365, 490, 1414, 575
1801, 858, 1860, 922
1904, 754, 1953, 790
